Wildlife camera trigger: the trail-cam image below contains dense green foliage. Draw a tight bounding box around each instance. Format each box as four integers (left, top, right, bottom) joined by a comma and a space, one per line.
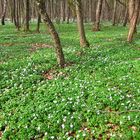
0, 23, 140, 139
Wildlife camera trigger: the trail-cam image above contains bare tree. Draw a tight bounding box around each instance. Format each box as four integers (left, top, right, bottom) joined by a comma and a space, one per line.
94, 0, 103, 31
35, 0, 65, 68
123, 6, 128, 26
36, 12, 41, 33
1, 0, 7, 25
75, 0, 89, 47
25, 0, 30, 31
127, 0, 140, 42
112, 0, 117, 26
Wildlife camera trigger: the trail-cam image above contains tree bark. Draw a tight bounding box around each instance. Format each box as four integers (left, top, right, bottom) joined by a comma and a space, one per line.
36, 13, 41, 33
127, 0, 140, 42
1, 0, 7, 25
93, 0, 103, 31
75, 0, 89, 47
66, 5, 70, 24
112, 0, 117, 26
35, 0, 65, 68
60, 0, 66, 22
123, 7, 128, 27
25, 0, 30, 31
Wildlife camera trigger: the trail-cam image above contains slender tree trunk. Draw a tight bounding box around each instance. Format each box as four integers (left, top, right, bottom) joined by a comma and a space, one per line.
16, 0, 20, 30
25, 0, 30, 31
35, 0, 65, 68
50, 0, 54, 20
66, 6, 70, 24
1, 0, 7, 25
75, 0, 89, 47
104, 0, 111, 21
93, 0, 103, 31
112, 0, 117, 26
127, 0, 140, 42
36, 13, 41, 33
60, 0, 66, 22
89, 0, 92, 22
123, 7, 128, 27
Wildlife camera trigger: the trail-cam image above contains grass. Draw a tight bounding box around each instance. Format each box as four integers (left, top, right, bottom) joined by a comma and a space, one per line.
0, 23, 140, 140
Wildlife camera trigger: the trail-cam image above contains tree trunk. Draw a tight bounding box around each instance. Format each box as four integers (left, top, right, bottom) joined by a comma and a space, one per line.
66, 6, 70, 24
112, 0, 117, 26
36, 13, 41, 33
93, 0, 103, 31
35, 0, 65, 68
60, 0, 66, 22
1, 0, 7, 25
127, 0, 140, 42
25, 0, 30, 31
75, 0, 89, 47
123, 7, 128, 27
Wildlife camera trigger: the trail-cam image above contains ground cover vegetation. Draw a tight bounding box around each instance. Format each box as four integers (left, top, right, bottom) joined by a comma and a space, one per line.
0, 23, 140, 139
0, 0, 140, 139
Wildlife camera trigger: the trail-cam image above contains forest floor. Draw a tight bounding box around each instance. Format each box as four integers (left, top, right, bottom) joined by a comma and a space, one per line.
0, 23, 140, 139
